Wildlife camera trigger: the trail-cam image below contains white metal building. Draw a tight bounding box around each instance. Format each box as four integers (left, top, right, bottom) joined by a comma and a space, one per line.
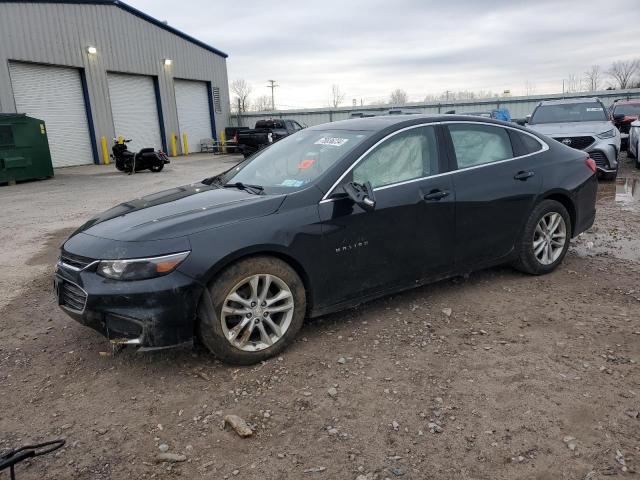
0, 0, 230, 167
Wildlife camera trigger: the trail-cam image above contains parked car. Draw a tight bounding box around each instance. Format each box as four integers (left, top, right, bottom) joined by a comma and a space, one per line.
629, 118, 640, 167
236, 119, 305, 157
609, 99, 640, 150
55, 115, 597, 364
527, 97, 621, 180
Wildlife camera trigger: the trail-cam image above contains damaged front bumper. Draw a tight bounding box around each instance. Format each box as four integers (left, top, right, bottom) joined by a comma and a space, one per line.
54, 264, 203, 348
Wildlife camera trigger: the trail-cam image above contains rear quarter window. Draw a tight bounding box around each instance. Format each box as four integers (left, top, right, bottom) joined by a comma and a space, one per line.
516, 131, 544, 154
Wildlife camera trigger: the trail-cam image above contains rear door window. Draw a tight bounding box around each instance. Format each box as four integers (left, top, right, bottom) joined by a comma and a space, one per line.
448, 123, 513, 169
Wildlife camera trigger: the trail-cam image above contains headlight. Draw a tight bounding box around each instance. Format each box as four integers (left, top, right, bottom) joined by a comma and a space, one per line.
597, 128, 616, 139
97, 251, 190, 281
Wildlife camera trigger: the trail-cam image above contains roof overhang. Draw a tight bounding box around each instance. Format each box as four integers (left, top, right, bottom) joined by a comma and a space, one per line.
0, 0, 229, 58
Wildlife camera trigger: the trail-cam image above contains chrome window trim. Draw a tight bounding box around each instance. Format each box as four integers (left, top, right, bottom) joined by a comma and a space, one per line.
319, 120, 549, 203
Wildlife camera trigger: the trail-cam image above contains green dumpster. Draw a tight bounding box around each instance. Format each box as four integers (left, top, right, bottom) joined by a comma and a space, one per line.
0, 113, 54, 185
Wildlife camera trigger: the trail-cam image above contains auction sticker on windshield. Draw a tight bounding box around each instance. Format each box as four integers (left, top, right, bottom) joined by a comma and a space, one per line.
314, 137, 349, 147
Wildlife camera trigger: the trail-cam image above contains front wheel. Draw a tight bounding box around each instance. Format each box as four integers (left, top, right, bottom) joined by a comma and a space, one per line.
512, 200, 572, 275
197, 256, 306, 365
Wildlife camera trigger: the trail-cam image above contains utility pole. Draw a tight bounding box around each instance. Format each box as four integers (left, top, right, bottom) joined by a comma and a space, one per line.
267, 80, 279, 110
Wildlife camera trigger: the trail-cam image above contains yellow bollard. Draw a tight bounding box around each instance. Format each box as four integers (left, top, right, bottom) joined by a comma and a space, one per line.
182, 133, 189, 156
170, 133, 177, 157
101, 136, 110, 165
220, 131, 227, 154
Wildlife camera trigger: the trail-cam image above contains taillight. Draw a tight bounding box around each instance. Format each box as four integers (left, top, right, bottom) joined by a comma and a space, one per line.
234, 133, 239, 143
585, 157, 596, 173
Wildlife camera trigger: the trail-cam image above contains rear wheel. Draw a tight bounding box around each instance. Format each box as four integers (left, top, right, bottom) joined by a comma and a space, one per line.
197, 256, 306, 365
150, 163, 164, 172
512, 200, 571, 275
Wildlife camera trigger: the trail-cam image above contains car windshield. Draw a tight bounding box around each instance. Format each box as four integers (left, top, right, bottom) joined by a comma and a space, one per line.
530, 102, 607, 124
613, 104, 640, 116
219, 129, 372, 194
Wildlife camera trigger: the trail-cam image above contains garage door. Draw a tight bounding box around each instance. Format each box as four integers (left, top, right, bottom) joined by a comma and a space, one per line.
107, 73, 163, 153
9, 62, 94, 167
174, 79, 213, 151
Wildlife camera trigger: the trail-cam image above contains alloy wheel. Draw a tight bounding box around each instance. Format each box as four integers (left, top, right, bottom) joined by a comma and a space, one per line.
220, 274, 295, 352
532, 212, 567, 265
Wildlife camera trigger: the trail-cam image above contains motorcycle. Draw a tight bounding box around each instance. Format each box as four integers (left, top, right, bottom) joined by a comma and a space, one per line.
111, 138, 170, 174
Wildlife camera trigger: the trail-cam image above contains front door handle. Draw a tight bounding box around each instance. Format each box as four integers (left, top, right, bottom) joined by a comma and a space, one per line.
423, 189, 450, 201
514, 170, 535, 181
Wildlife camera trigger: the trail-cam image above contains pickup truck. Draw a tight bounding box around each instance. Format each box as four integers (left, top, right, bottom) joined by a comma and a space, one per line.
236, 119, 305, 157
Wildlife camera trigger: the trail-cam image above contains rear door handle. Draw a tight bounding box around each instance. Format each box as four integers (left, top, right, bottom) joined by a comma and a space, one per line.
423, 189, 450, 201
514, 170, 535, 181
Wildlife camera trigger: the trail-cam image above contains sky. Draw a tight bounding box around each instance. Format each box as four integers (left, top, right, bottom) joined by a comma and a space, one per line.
127, 0, 640, 109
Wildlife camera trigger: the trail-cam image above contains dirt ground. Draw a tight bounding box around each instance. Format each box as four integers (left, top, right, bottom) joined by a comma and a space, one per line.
1, 156, 639, 480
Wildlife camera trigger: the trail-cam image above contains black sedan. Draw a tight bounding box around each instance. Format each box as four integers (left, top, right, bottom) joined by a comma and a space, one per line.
55, 115, 598, 364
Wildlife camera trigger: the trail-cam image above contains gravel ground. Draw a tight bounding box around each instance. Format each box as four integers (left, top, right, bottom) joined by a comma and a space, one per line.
0, 154, 638, 480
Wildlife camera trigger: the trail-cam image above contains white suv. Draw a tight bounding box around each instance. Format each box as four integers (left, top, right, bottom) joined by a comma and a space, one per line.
527, 98, 621, 180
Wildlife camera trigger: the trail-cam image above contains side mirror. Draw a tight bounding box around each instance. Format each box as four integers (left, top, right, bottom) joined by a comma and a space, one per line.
613, 113, 625, 121
343, 181, 376, 211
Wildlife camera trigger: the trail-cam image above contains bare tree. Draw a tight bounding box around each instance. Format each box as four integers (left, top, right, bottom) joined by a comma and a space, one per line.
330, 84, 345, 108
584, 65, 602, 92
252, 95, 272, 112
524, 80, 536, 96
607, 59, 640, 89
565, 73, 581, 93
230, 79, 252, 113
389, 88, 408, 106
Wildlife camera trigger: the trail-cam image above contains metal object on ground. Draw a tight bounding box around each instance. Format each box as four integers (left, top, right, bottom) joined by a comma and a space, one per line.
0, 439, 65, 479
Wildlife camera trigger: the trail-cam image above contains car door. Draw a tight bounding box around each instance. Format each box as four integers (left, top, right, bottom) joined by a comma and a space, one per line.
444, 122, 543, 267
317, 125, 455, 307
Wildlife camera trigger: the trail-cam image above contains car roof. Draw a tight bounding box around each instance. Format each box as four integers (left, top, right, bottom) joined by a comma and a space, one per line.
307, 114, 514, 132
537, 97, 601, 106
614, 99, 640, 105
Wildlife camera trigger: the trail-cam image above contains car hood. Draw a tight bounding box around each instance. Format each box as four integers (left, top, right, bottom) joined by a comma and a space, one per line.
528, 121, 613, 137
71, 183, 286, 242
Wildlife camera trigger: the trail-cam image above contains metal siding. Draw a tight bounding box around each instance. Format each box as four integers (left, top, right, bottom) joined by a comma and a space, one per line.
236, 90, 640, 128
0, 2, 230, 159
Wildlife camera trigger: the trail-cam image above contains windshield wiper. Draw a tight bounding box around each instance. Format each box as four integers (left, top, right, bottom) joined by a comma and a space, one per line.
223, 182, 265, 195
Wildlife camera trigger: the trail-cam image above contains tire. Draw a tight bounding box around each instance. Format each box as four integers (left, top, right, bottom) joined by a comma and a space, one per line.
512, 200, 572, 275
197, 256, 306, 365
150, 163, 164, 173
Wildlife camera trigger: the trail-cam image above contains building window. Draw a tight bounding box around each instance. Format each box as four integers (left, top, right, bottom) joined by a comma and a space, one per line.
212, 87, 222, 113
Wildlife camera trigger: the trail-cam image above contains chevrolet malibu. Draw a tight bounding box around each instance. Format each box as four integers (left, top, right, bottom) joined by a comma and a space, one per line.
55, 115, 598, 364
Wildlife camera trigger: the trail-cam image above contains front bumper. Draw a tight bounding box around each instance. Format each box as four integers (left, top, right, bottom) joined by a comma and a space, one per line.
586, 141, 618, 173
55, 264, 203, 348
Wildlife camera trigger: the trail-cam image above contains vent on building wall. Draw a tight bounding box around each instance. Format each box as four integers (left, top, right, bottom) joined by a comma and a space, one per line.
212, 87, 222, 113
